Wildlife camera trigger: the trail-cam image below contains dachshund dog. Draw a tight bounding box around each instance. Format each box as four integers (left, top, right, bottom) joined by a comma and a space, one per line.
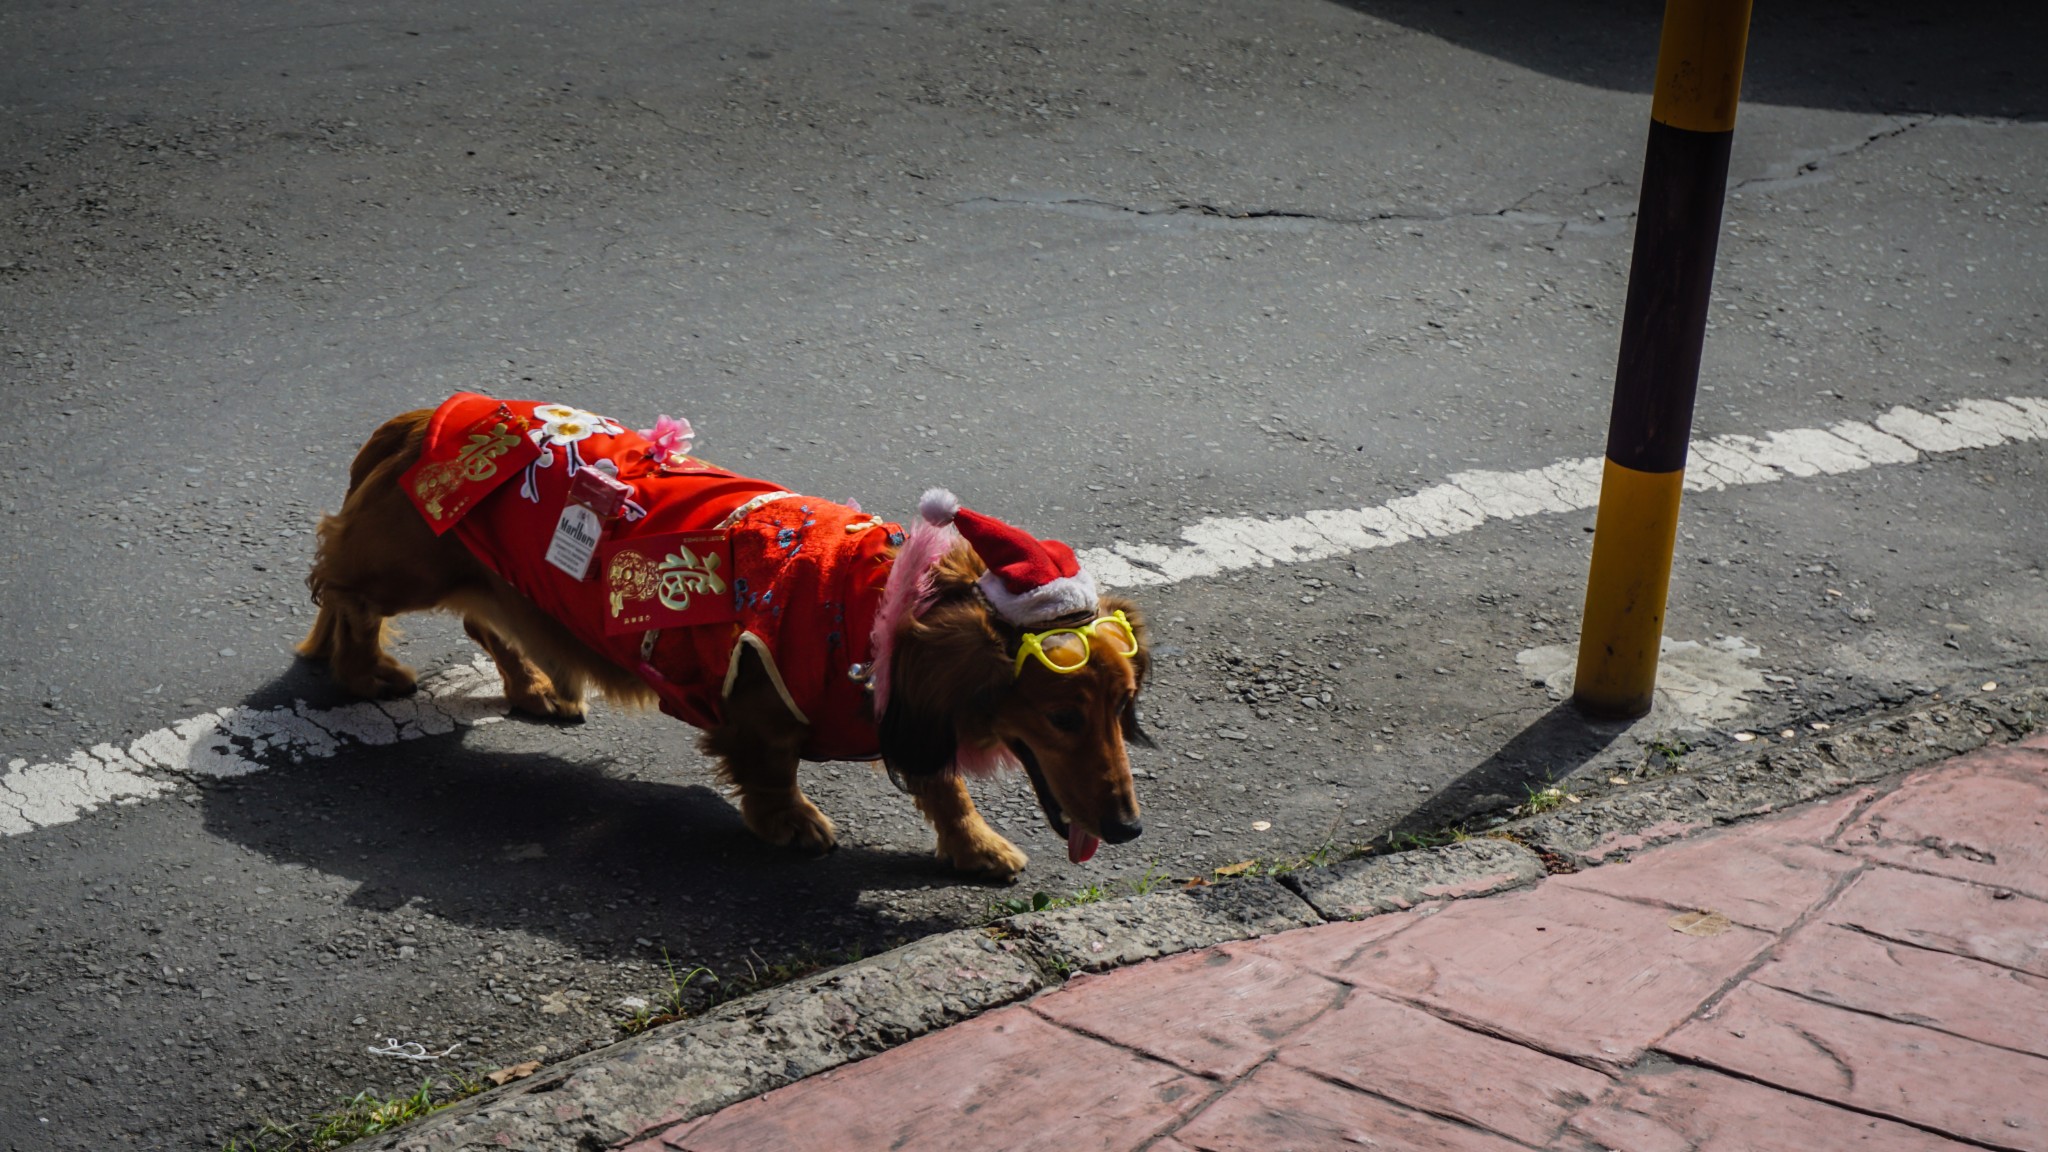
297, 398, 1149, 879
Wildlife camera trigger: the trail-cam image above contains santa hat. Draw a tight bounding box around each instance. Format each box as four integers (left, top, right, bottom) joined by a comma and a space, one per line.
919, 488, 1097, 626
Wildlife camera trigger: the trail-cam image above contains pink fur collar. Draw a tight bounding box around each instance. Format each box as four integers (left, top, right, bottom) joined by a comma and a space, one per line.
866, 513, 957, 718
869, 491, 1027, 779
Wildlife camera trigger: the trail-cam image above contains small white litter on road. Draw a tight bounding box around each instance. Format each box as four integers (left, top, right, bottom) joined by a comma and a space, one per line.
4, 396, 2045, 839
366, 1038, 464, 1062
1082, 396, 2048, 588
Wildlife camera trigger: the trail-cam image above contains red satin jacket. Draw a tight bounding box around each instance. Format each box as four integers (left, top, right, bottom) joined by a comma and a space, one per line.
401, 392, 900, 761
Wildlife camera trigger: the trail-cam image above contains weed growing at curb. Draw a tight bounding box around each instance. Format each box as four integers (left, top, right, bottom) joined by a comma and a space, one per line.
1520, 784, 1569, 815
719, 944, 863, 1005
222, 1076, 484, 1152
983, 863, 1181, 922
1255, 837, 1362, 875
1647, 738, 1692, 771
613, 942, 876, 1038
1385, 826, 1470, 851
616, 951, 715, 1037
1126, 864, 1173, 895
1201, 836, 1368, 880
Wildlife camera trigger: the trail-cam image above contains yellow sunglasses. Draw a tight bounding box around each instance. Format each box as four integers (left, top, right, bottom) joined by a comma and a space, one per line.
1012, 610, 1139, 677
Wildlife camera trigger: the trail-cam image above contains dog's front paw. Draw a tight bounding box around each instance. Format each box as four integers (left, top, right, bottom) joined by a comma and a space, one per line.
939, 826, 1028, 881
743, 794, 838, 855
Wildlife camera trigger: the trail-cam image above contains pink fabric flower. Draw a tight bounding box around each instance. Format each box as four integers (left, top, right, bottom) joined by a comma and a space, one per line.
640, 414, 695, 465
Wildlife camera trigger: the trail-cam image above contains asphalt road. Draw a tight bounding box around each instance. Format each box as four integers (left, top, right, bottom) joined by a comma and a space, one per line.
3, 0, 2044, 1147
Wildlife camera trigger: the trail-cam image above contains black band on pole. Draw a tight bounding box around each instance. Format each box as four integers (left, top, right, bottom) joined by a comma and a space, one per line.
1604, 120, 1736, 476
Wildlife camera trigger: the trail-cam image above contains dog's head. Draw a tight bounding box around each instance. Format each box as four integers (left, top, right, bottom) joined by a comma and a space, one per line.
878, 544, 1151, 863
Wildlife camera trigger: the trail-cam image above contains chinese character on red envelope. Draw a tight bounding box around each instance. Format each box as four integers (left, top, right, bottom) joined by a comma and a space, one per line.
400, 397, 541, 532
601, 532, 738, 634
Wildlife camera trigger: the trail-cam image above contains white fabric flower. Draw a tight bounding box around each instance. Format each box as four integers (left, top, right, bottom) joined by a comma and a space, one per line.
541, 413, 599, 443
526, 403, 608, 446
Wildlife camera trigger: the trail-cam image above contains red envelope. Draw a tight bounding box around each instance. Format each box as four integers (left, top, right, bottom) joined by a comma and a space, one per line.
600, 531, 739, 634
401, 394, 541, 533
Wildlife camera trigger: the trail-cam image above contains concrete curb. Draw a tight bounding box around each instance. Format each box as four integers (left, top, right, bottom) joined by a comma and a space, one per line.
1003, 875, 1323, 975
1283, 837, 1547, 920
1508, 685, 2047, 866
370, 881, 1343, 1150
361, 684, 2043, 1151
377, 931, 1043, 1151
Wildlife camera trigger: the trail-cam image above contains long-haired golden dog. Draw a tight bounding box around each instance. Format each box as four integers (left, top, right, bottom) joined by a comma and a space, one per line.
297, 402, 1149, 879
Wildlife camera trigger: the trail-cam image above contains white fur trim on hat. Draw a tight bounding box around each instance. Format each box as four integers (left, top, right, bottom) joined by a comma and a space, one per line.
978, 568, 1098, 627
919, 487, 960, 526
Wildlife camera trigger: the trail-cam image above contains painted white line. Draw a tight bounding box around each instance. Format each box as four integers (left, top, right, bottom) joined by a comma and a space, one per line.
4, 395, 2045, 837
1082, 396, 2048, 588
1, 661, 507, 836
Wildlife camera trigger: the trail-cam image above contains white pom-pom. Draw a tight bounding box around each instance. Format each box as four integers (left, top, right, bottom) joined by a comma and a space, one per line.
918, 487, 960, 525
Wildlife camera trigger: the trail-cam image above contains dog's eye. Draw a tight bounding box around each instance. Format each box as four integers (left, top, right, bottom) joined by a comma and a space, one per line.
1048, 708, 1085, 733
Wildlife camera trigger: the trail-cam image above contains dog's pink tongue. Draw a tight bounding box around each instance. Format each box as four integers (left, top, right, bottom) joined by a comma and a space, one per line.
1067, 825, 1100, 864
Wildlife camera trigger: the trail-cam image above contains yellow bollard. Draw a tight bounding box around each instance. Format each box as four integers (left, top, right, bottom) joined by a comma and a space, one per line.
1574, 0, 1754, 719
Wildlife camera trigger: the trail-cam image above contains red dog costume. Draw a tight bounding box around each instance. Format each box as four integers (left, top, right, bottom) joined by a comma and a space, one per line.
402, 392, 900, 761
398, 392, 1102, 766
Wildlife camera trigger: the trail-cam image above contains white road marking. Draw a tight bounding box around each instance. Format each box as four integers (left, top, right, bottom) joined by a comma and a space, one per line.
1081, 397, 2048, 587
1, 661, 505, 836
4, 395, 2045, 837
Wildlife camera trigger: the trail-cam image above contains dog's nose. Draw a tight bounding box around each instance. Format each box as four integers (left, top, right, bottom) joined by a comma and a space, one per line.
1097, 812, 1143, 844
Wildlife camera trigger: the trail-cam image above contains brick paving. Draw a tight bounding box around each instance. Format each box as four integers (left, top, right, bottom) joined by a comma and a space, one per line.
635, 741, 2048, 1152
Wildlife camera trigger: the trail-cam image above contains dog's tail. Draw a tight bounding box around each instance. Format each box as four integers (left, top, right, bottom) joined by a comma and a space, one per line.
342, 409, 429, 495
299, 410, 432, 660
303, 502, 347, 614
295, 593, 348, 661
295, 600, 401, 663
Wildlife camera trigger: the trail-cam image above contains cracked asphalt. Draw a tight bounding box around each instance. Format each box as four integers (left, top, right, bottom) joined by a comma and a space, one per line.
2, 0, 2044, 1147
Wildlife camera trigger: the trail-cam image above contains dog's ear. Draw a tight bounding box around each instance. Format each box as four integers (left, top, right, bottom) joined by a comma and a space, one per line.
1121, 706, 1158, 749
878, 550, 1013, 780
1102, 596, 1151, 683
1101, 595, 1156, 748
1121, 704, 1158, 749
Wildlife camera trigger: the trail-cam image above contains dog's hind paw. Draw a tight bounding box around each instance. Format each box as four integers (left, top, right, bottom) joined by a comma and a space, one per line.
508, 687, 587, 723
744, 795, 838, 855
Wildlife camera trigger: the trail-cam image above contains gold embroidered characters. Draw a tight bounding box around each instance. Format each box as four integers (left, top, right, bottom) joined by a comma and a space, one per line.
414, 421, 523, 516
657, 544, 727, 611
606, 549, 661, 619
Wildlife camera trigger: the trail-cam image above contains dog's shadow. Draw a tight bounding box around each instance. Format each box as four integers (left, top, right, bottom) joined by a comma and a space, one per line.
202, 658, 976, 967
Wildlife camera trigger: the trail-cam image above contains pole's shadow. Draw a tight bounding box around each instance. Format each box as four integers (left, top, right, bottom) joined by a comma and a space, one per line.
1381, 702, 1630, 845
1330, 0, 2043, 121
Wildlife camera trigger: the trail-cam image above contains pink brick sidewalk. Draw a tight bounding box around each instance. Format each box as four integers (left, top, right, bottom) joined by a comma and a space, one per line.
635, 741, 2048, 1152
